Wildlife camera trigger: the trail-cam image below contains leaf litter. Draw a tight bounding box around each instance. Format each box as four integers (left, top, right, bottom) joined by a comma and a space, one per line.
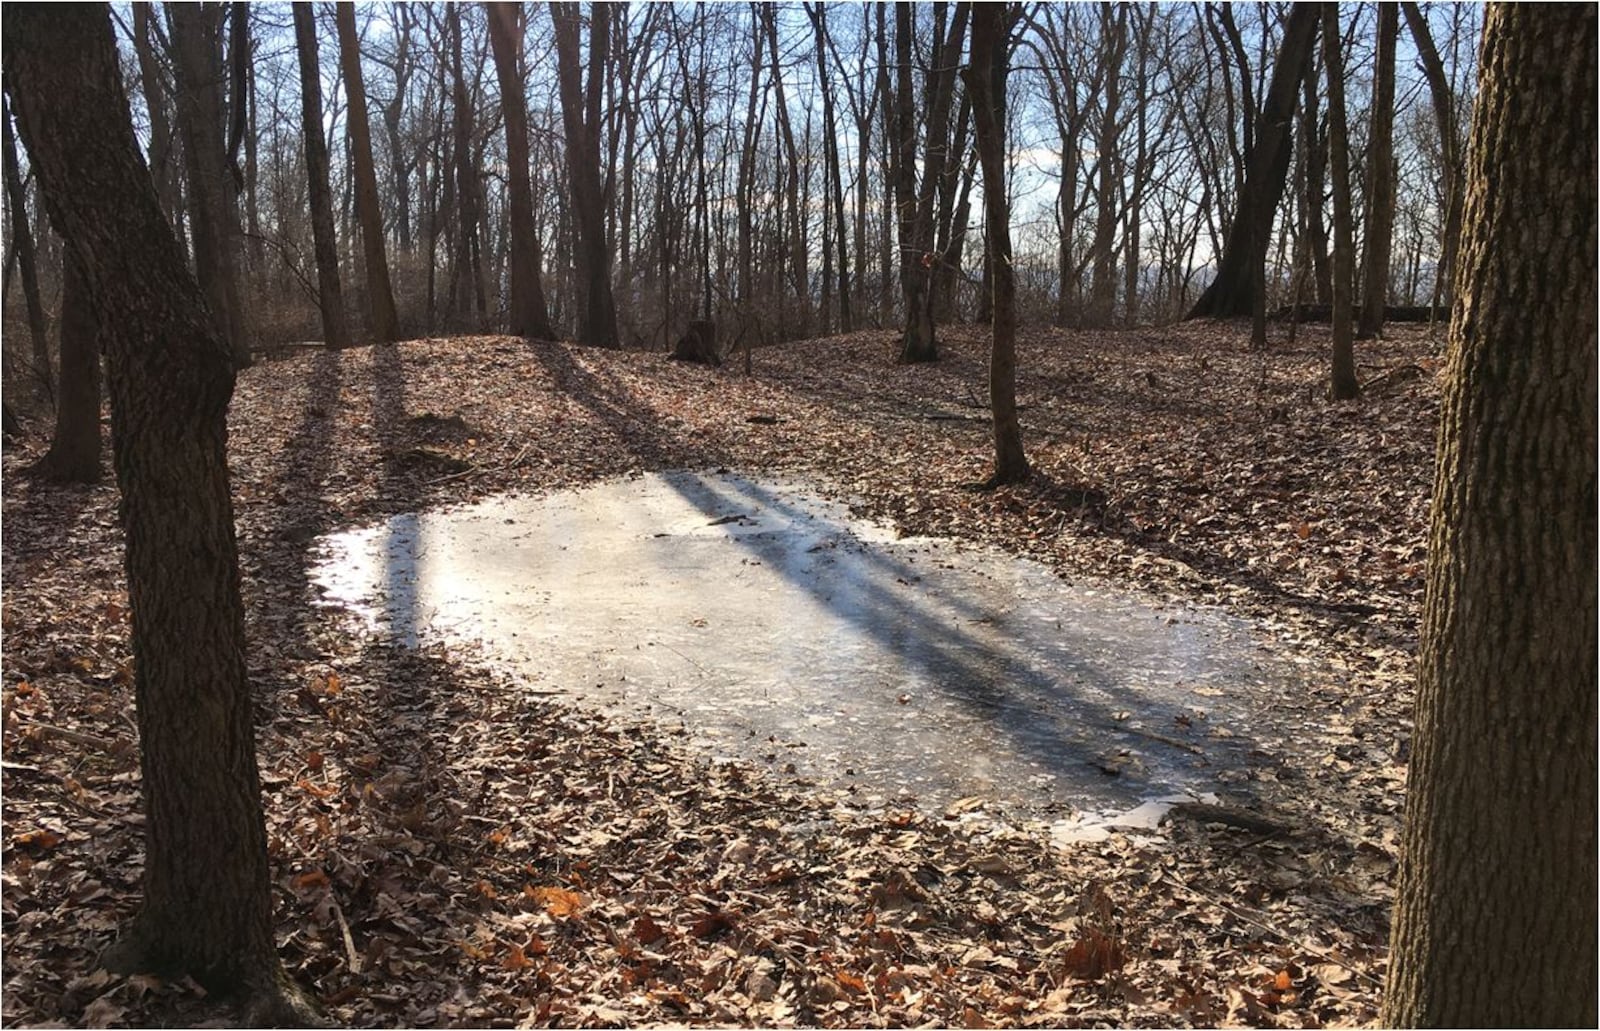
1, 320, 1438, 1026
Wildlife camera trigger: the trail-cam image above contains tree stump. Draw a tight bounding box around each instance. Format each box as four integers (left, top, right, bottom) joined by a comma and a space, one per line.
670, 319, 721, 366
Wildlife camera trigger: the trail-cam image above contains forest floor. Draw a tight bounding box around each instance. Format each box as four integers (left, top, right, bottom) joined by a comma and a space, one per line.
1, 319, 1442, 1028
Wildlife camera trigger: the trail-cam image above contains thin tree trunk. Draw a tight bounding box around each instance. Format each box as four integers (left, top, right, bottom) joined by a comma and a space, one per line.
335, 2, 400, 342
132, 5, 180, 225
487, 2, 554, 338
170, 3, 249, 366
3, 96, 51, 396
33, 254, 101, 482
292, 2, 349, 349
1401, 1, 1464, 311
964, 4, 1027, 487
1358, 3, 1397, 340
551, 2, 618, 348
1382, 7, 1596, 1025
1321, 4, 1359, 400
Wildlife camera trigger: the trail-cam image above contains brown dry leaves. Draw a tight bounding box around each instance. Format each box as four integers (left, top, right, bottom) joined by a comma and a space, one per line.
1, 319, 1438, 1025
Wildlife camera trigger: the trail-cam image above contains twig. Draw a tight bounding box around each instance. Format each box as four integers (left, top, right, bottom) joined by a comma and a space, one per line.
25, 722, 125, 753
328, 890, 362, 974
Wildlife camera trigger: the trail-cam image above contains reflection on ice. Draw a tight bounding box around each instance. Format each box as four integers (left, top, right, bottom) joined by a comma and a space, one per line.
312, 470, 1312, 818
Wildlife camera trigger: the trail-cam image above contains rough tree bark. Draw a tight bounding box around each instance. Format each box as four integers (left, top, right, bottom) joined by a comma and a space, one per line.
1357, 3, 1397, 340
1382, 6, 1596, 1024
335, 2, 400, 342
551, 1, 618, 348
964, 3, 1027, 488
1321, 4, 1359, 400
3, 6, 317, 1022
291, 2, 349, 350
1187, 3, 1319, 319
486, 1, 555, 340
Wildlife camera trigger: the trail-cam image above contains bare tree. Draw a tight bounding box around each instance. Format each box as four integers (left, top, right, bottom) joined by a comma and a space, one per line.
336, 2, 401, 341
1187, 3, 1319, 320
292, 2, 349, 349
4, 6, 317, 1021
551, 1, 618, 347
487, 2, 556, 339
1358, 3, 1397, 339
964, 3, 1027, 487
1321, 4, 1359, 399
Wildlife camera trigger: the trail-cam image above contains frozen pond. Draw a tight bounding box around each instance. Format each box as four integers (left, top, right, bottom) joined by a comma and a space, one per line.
312, 471, 1313, 820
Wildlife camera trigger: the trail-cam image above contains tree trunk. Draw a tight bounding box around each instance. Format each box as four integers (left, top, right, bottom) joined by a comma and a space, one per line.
551, 1, 618, 348
1357, 3, 1397, 340
169, 3, 249, 367
335, 3, 400, 342
1299, 48, 1332, 304
292, 3, 348, 349
131, 5, 180, 225
3, 7, 315, 1021
1401, 2, 1464, 310
487, 2, 555, 339
1382, 6, 1596, 1025
896, 1, 968, 364
3, 95, 51, 396
447, 6, 484, 328
33, 254, 101, 482
1321, 5, 1359, 400
1187, 3, 1319, 319
964, 4, 1027, 488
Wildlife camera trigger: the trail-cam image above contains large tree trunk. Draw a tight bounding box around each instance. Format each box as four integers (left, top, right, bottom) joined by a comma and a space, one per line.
1321, 5, 1359, 400
1357, 3, 1397, 340
335, 2, 400, 342
3, 6, 314, 1021
1382, 6, 1596, 1025
32, 255, 101, 482
487, 2, 555, 340
291, 2, 349, 350
2, 95, 51, 397
169, 3, 249, 367
1187, 3, 1319, 319
964, 4, 1026, 488
551, 1, 618, 348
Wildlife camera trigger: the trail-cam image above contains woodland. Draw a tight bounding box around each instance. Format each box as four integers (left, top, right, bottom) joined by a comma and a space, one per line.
0, 2, 1594, 1029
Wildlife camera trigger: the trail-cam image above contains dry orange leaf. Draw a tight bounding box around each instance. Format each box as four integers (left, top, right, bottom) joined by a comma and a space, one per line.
633, 914, 668, 945
295, 778, 337, 799
293, 869, 329, 889
529, 886, 583, 917
1061, 927, 1127, 980
305, 751, 325, 772
12, 829, 62, 850
1274, 968, 1293, 991
502, 943, 532, 970
836, 970, 868, 993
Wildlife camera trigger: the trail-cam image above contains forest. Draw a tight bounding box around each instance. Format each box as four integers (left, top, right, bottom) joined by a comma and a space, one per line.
0, 2, 1593, 1028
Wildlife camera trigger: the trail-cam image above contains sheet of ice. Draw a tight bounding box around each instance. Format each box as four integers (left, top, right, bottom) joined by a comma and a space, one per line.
312, 470, 1312, 817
